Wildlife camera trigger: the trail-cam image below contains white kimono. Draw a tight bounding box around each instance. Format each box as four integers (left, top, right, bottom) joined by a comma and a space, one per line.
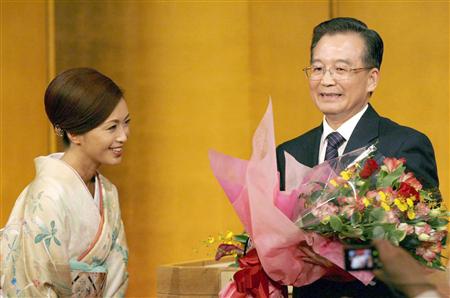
0, 154, 128, 297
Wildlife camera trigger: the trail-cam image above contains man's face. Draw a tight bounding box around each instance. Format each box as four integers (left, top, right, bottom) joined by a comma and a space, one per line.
309, 33, 379, 128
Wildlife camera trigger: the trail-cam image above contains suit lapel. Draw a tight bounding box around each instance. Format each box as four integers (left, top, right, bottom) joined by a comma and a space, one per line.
307, 125, 322, 166
344, 104, 380, 153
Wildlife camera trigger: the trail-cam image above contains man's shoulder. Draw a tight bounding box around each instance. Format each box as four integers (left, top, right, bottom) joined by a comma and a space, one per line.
378, 115, 430, 141
277, 125, 321, 151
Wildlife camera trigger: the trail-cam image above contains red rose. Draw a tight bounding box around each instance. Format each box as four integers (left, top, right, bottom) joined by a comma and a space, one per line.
397, 182, 420, 200
359, 158, 379, 179
400, 172, 423, 191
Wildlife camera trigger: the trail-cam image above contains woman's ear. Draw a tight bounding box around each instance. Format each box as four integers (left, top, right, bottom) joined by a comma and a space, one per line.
66, 132, 81, 145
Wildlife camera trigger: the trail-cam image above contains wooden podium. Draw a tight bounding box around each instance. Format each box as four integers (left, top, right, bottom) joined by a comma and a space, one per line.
157, 258, 238, 297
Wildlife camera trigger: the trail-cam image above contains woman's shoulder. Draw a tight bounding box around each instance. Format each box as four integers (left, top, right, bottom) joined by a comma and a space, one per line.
27, 174, 65, 198
21, 176, 69, 212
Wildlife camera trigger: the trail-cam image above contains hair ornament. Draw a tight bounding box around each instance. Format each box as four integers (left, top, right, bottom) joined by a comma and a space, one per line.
54, 125, 64, 137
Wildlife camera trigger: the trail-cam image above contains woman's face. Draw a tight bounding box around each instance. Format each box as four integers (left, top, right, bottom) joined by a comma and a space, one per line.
75, 99, 130, 167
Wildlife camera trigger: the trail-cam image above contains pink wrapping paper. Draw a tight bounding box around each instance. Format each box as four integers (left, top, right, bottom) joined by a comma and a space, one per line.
209, 101, 373, 288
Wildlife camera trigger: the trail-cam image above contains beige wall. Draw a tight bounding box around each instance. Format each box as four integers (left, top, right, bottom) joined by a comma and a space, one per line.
1, 1, 449, 296
0, 1, 51, 225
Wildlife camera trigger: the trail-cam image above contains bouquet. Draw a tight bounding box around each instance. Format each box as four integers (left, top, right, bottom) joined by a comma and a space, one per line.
296, 146, 448, 270
209, 101, 449, 297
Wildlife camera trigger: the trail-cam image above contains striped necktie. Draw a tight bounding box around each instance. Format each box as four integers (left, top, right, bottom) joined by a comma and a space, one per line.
325, 132, 346, 161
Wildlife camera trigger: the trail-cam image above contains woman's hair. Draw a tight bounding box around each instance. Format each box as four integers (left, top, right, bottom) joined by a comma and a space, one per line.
45, 68, 123, 145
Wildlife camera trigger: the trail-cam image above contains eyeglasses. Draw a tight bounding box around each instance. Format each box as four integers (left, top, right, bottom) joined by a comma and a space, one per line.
302, 65, 372, 81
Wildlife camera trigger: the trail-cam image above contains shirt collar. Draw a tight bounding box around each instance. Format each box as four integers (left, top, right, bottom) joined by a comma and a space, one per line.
322, 104, 369, 141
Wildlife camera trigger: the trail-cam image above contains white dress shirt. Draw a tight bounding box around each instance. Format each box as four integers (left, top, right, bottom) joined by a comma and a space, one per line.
318, 105, 369, 164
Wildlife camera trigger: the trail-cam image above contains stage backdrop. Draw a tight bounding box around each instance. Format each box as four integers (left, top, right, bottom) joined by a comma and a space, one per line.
1, 1, 448, 296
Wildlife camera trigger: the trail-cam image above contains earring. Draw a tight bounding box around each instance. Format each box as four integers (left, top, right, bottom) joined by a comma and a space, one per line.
54, 125, 64, 137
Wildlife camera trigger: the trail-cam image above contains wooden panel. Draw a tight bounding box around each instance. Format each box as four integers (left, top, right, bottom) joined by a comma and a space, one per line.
55, 2, 251, 296
247, 2, 329, 144
0, 1, 50, 226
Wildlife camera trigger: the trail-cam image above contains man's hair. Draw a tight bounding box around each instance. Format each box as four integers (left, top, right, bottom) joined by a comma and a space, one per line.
311, 17, 384, 69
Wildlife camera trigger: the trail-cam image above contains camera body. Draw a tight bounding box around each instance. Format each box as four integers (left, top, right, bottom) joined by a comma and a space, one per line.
344, 245, 382, 271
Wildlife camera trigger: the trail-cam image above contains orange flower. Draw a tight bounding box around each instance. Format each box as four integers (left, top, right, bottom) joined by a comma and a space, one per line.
383, 157, 406, 173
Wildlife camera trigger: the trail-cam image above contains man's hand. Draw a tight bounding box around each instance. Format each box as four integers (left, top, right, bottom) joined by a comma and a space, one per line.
298, 242, 333, 268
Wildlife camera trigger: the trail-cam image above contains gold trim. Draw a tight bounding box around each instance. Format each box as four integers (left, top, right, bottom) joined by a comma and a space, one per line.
47, 0, 56, 153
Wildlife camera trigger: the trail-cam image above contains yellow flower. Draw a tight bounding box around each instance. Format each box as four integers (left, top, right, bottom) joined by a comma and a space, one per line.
207, 236, 215, 244
407, 209, 416, 220
406, 198, 414, 207
363, 197, 371, 207
394, 198, 408, 212
225, 231, 234, 240
381, 201, 391, 211
340, 170, 352, 181
330, 179, 338, 187
378, 191, 387, 202
321, 215, 331, 224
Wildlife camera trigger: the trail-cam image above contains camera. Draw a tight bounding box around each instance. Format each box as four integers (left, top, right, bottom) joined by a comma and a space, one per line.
344, 245, 382, 271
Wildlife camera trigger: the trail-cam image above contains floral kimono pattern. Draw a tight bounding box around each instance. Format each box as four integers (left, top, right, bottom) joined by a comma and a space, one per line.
0, 154, 128, 297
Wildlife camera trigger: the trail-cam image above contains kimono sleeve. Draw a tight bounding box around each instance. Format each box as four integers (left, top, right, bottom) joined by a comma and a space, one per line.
1, 180, 72, 297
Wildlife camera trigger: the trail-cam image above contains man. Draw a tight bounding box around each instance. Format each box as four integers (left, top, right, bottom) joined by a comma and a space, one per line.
276, 18, 439, 297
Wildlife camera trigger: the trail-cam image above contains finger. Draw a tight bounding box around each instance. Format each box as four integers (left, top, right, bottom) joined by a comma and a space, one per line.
373, 269, 388, 282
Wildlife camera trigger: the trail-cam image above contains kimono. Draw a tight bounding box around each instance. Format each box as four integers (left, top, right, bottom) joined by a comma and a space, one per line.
0, 154, 128, 297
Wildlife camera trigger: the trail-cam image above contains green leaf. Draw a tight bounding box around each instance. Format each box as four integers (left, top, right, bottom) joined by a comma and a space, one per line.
401, 235, 421, 249
428, 217, 449, 228
350, 212, 362, 226
357, 181, 370, 196
53, 237, 61, 246
370, 208, 386, 222
297, 213, 319, 228
233, 234, 249, 244
341, 227, 363, 238
330, 216, 343, 232
372, 226, 386, 239
308, 190, 324, 204
34, 233, 47, 244
44, 237, 51, 248
377, 166, 404, 188
389, 229, 406, 243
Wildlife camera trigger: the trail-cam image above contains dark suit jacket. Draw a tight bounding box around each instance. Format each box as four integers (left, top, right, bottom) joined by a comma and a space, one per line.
276, 104, 439, 298
277, 104, 439, 190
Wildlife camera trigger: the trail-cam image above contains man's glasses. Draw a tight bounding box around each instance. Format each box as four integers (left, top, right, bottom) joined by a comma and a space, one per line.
302, 65, 372, 81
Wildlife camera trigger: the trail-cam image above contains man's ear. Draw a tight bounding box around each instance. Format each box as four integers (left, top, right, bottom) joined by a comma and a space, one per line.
367, 68, 380, 93
66, 132, 82, 145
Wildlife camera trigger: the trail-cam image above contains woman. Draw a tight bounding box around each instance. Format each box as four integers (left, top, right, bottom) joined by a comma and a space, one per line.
0, 68, 129, 297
